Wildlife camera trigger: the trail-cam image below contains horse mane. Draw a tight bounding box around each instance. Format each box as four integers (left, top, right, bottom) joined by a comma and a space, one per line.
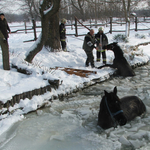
99, 96, 107, 113
114, 44, 124, 58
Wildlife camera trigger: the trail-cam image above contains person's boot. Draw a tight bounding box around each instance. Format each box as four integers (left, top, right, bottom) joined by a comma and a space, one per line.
85, 60, 89, 67
85, 64, 89, 67
103, 59, 107, 64
91, 63, 95, 68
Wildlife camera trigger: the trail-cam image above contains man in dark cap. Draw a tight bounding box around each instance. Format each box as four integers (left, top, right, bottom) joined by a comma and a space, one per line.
0, 13, 11, 70
83, 29, 98, 68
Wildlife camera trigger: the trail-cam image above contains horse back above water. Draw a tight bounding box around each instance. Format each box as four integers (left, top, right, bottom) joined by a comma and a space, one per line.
98, 87, 146, 130
98, 42, 135, 77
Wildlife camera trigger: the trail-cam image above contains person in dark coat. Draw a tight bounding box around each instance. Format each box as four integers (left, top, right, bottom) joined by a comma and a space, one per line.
59, 18, 67, 51
95, 27, 108, 64
83, 29, 98, 68
0, 13, 11, 70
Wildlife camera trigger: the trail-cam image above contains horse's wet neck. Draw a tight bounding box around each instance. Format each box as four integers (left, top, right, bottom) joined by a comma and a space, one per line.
100, 99, 113, 119
113, 47, 124, 59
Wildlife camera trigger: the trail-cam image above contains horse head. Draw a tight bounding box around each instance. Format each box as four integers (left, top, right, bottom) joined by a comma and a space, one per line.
103, 42, 124, 58
103, 42, 118, 51
98, 87, 127, 129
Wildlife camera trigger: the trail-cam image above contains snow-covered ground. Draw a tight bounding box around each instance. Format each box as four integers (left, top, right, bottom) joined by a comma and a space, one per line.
0, 21, 150, 149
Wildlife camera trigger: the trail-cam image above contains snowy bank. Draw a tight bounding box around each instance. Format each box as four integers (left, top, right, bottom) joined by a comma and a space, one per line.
0, 22, 150, 136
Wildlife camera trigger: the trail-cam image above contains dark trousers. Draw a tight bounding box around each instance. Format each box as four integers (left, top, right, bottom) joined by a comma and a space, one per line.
0, 38, 10, 70
85, 51, 94, 67
61, 40, 66, 51
97, 50, 106, 64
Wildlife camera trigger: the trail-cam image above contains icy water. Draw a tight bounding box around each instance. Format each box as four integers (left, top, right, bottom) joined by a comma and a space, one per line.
1, 65, 150, 150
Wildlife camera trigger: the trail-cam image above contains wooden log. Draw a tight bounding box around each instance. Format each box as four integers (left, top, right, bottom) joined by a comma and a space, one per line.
34, 89, 39, 96
20, 93, 24, 100
15, 94, 20, 103
11, 96, 16, 106
23, 92, 27, 99
0, 101, 3, 109
43, 87, 47, 93
31, 89, 35, 96
37, 88, 41, 95
48, 79, 60, 89
29, 91, 32, 99
40, 87, 44, 95
11, 64, 32, 75
61, 68, 97, 77
4, 100, 10, 108
46, 85, 51, 92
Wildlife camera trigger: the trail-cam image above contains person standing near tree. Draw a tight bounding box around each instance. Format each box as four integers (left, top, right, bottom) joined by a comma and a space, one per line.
83, 29, 98, 68
0, 13, 11, 70
95, 27, 108, 64
59, 18, 67, 51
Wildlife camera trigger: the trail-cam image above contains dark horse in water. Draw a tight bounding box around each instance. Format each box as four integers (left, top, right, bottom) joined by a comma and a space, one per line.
98, 42, 135, 77
98, 87, 146, 129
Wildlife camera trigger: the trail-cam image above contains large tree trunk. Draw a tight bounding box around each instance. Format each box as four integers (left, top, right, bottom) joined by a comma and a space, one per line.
45, 11, 60, 51
25, 0, 61, 63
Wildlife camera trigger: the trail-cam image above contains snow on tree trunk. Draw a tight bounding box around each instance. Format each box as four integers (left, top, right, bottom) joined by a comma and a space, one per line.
25, 0, 61, 63
125, 18, 130, 37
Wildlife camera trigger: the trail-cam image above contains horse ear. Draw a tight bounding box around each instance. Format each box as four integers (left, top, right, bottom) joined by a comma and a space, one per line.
113, 86, 117, 95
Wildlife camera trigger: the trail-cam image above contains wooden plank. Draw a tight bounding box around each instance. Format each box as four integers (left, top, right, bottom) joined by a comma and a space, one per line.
57, 67, 97, 77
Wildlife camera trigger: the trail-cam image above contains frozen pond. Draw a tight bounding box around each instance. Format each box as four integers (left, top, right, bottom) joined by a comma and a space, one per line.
1, 65, 150, 150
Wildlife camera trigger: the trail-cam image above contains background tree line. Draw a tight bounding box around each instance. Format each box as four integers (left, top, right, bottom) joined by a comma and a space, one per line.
1, 0, 150, 23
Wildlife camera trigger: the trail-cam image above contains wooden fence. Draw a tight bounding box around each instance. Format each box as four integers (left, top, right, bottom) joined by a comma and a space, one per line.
10, 16, 150, 42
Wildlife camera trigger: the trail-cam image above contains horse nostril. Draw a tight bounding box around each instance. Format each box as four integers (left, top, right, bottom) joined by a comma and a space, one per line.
119, 118, 127, 126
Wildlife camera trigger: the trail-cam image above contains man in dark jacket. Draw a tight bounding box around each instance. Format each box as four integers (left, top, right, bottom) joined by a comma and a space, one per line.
0, 13, 11, 70
95, 27, 108, 64
83, 29, 98, 68
59, 18, 67, 51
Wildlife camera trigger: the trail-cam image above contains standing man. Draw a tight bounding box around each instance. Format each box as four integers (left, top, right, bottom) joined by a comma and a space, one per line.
0, 13, 11, 70
83, 29, 98, 68
95, 27, 108, 64
59, 18, 67, 51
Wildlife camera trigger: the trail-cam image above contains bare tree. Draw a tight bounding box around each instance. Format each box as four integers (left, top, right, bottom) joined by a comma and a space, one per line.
71, 0, 85, 21
0, 0, 13, 12
21, 0, 40, 20
25, 0, 61, 63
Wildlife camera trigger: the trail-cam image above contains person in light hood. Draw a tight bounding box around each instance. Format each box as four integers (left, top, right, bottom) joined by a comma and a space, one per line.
95, 27, 108, 64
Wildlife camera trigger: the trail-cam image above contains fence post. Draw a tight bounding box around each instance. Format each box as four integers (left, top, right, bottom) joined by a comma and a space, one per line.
135, 16, 138, 32
95, 19, 97, 28
144, 16, 146, 22
24, 20, 27, 34
75, 17, 78, 37
32, 18, 37, 41
110, 16, 112, 34
90, 18, 92, 28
